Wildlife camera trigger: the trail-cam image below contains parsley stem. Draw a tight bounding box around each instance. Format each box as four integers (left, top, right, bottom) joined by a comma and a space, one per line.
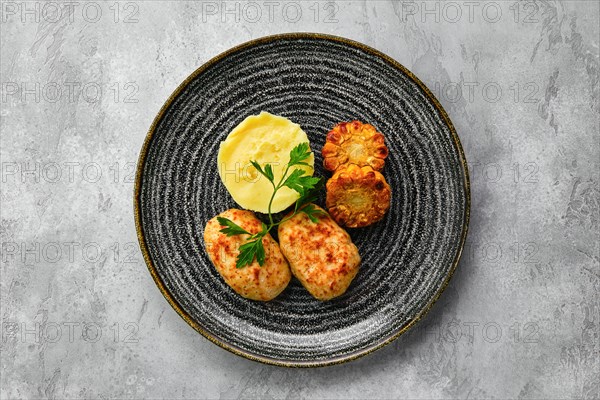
266, 185, 277, 225
266, 163, 292, 226
277, 214, 295, 226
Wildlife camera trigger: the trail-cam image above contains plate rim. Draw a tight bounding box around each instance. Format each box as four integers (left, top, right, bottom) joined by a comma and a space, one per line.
133, 32, 471, 368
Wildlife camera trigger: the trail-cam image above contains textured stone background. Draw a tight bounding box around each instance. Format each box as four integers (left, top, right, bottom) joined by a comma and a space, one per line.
1, 1, 599, 399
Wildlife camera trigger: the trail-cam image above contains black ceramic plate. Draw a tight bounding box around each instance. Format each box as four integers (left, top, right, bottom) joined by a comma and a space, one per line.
135, 33, 470, 367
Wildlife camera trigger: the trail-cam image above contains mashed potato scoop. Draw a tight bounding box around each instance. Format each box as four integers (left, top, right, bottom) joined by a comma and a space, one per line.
218, 112, 315, 213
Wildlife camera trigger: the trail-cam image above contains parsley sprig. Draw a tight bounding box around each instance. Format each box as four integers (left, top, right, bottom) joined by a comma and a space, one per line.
218, 142, 325, 268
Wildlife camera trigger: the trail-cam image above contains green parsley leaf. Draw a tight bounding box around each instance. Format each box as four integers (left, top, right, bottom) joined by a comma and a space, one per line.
217, 217, 251, 237
283, 170, 321, 195
236, 237, 265, 268
281, 169, 306, 193
288, 142, 312, 166
250, 160, 274, 183
292, 161, 311, 167
263, 164, 274, 182
300, 203, 327, 223
255, 237, 266, 265
295, 177, 325, 212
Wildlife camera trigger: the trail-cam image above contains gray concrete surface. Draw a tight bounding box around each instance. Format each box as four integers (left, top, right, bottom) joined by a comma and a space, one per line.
1, 1, 599, 399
